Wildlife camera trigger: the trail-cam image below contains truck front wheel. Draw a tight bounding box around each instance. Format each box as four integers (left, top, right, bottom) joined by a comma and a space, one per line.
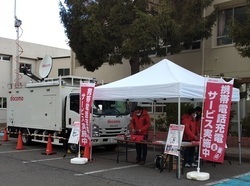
68, 143, 79, 154
105, 144, 117, 150
21, 129, 31, 145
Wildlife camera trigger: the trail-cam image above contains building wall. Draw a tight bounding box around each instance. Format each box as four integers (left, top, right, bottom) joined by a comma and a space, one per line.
72, 52, 131, 84
204, 45, 250, 78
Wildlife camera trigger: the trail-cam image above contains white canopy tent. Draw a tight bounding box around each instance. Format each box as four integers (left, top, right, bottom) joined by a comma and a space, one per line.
93, 59, 241, 179
94, 59, 239, 102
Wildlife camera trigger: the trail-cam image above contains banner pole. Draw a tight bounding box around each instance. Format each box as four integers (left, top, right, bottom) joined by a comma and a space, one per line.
186, 76, 210, 181
198, 75, 208, 171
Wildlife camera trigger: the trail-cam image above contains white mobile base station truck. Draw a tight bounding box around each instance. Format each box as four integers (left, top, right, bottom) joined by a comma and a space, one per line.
7, 76, 130, 152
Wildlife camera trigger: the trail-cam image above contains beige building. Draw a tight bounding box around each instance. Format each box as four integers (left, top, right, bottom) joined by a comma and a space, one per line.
0, 37, 70, 124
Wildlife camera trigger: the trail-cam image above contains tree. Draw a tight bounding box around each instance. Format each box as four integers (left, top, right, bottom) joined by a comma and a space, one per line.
59, 0, 217, 74
229, 1, 250, 58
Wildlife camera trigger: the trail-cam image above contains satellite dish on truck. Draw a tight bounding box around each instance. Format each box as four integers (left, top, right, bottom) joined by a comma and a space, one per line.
39, 55, 53, 78
22, 55, 53, 82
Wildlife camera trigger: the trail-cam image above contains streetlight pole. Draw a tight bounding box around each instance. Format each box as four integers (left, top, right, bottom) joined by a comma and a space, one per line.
201, 8, 206, 76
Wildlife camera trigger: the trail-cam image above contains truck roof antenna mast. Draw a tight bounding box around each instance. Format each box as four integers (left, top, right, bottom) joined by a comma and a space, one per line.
14, 0, 23, 89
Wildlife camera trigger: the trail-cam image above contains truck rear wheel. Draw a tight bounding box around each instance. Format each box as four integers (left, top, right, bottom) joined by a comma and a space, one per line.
21, 129, 31, 145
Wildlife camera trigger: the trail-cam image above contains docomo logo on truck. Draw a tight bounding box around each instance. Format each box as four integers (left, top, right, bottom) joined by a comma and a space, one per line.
10, 96, 24, 101
107, 120, 121, 124
42, 64, 51, 68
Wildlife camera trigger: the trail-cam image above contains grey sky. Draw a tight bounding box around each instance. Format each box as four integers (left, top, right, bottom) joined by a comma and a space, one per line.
0, 0, 69, 49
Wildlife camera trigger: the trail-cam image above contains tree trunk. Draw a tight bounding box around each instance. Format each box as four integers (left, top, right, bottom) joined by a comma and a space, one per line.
129, 54, 140, 75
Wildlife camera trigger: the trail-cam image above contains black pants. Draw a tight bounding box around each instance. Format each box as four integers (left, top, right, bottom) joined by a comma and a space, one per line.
183, 146, 196, 165
136, 143, 147, 162
135, 135, 148, 162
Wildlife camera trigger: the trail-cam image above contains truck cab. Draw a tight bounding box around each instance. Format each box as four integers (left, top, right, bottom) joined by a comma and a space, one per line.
66, 93, 131, 150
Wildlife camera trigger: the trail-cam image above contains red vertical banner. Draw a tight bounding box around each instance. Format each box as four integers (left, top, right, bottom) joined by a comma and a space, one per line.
80, 82, 95, 147
200, 78, 234, 163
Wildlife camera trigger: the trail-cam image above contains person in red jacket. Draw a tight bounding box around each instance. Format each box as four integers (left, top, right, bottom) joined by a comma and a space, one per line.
130, 106, 151, 165
195, 106, 202, 133
182, 108, 199, 168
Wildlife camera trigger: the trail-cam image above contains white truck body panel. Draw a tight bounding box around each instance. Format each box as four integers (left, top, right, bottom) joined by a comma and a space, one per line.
8, 85, 69, 131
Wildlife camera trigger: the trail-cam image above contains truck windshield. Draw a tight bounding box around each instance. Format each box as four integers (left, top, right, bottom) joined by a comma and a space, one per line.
69, 94, 130, 116
93, 100, 130, 116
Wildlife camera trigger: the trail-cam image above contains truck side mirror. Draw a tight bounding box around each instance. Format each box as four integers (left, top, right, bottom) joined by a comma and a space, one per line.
98, 104, 103, 114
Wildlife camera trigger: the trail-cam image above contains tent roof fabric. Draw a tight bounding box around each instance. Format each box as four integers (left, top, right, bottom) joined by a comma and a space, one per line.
94, 59, 239, 102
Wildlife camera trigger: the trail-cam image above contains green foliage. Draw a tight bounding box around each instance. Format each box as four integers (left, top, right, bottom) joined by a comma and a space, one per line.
156, 0, 217, 55
151, 102, 194, 131
241, 115, 250, 137
229, 1, 250, 58
59, 0, 216, 73
227, 109, 236, 136
154, 113, 168, 131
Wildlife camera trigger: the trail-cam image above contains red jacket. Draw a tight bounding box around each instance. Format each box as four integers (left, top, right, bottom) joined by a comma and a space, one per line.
196, 118, 201, 135
130, 109, 151, 135
182, 114, 198, 141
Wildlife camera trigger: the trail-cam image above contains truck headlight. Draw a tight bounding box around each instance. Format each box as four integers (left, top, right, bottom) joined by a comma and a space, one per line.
126, 123, 130, 135
92, 124, 100, 137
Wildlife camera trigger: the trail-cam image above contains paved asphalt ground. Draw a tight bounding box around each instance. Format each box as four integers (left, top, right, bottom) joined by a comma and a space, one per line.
1, 123, 250, 186
0, 136, 250, 186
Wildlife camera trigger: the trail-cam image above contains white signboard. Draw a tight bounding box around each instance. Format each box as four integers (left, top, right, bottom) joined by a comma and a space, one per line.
164, 124, 185, 156
68, 121, 80, 144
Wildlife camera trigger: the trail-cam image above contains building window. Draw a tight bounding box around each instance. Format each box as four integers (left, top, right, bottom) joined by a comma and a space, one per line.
217, 6, 247, 46
182, 39, 201, 51
0, 97, 7, 108
158, 40, 201, 56
58, 68, 70, 76
138, 102, 166, 113
20, 63, 32, 73
0, 55, 11, 61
